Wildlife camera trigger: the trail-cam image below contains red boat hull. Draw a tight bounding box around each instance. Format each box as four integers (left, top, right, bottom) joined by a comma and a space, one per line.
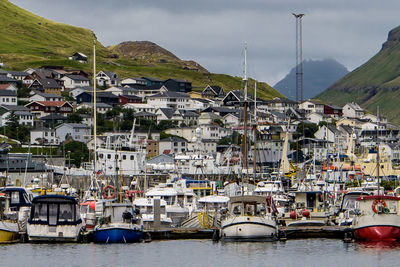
354, 226, 400, 241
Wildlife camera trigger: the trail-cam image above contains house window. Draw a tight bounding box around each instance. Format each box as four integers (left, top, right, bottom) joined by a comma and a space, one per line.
130, 155, 134, 160
123, 155, 126, 160
107, 154, 111, 159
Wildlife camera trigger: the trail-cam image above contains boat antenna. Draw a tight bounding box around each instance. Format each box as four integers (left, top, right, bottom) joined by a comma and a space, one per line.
93, 39, 97, 175
377, 106, 380, 195
242, 42, 249, 190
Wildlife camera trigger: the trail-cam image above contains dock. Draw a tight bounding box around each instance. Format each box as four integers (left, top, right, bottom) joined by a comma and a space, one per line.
144, 228, 219, 241
279, 225, 349, 240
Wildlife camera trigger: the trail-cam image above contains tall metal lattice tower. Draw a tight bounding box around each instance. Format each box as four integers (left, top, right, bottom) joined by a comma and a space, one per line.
293, 13, 305, 103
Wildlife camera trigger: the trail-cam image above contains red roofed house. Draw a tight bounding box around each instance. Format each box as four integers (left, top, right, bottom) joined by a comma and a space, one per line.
25, 101, 73, 118
0, 84, 18, 92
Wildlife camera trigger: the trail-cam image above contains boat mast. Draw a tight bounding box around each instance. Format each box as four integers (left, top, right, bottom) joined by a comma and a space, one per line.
377, 106, 380, 195
93, 39, 97, 174
242, 42, 249, 186
253, 82, 257, 179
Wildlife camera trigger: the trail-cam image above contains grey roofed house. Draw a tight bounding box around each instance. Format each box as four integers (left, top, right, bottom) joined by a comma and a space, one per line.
147, 154, 174, 164
64, 74, 90, 81
326, 124, 342, 135
57, 123, 91, 129
7, 71, 28, 77
40, 113, 68, 121
158, 108, 174, 119
269, 111, 287, 120
33, 78, 62, 89
0, 105, 29, 111
0, 69, 8, 76
201, 106, 236, 116
179, 110, 199, 118
0, 90, 17, 96
0, 76, 17, 83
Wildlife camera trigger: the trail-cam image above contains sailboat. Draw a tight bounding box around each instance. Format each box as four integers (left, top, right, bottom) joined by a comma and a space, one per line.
220, 43, 278, 241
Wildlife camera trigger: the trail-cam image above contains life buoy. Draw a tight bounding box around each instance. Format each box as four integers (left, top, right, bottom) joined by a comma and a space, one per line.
372, 199, 386, 214
102, 185, 116, 199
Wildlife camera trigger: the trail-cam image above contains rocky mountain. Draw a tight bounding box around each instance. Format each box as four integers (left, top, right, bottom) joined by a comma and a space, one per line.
274, 59, 349, 100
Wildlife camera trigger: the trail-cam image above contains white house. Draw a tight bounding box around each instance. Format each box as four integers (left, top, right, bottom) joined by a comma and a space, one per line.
96, 71, 120, 87
299, 100, 324, 114
61, 74, 90, 90
124, 103, 156, 114
29, 92, 63, 102
0, 105, 34, 127
30, 127, 59, 145
55, 123, 91, 143
121, 77, 147, 87
147, 91, 191, 110
75, 102, 113, 114
0, 90, 17, 106
343, 102, 365, 119
223, 113, 240, 127
306, 112, 331, 125
159, 137, 188, 155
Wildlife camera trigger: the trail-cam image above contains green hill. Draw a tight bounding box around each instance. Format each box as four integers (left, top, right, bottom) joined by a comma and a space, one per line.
317, 25, 400, 123
0, 0, 281, 99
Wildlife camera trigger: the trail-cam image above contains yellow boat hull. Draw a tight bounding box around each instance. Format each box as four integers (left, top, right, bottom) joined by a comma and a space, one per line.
0, 230, 19, 243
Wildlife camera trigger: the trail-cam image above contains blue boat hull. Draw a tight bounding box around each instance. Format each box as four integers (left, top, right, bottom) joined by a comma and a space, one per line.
93, 228, 142, 243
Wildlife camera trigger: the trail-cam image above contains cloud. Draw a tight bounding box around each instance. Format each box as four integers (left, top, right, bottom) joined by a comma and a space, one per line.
9, 0, 400, 85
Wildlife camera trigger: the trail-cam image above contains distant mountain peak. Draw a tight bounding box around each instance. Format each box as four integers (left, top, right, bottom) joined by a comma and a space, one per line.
107, 41, 209, 73
274, 58, 348, 100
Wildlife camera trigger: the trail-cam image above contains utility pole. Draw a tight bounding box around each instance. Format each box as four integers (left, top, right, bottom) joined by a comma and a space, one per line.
293, 13, 305, 103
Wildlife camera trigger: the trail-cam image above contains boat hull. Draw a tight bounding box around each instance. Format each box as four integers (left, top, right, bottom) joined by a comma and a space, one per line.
221, 216, 277, 241
354, 226, 400, 241
27, 224, 83, 242
0, 230, 19, 243
93, 227, 142, 243
0, 221, 20, 243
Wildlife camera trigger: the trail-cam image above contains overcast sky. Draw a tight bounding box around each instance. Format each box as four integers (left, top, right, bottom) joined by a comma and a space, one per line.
9, 0, 400, 85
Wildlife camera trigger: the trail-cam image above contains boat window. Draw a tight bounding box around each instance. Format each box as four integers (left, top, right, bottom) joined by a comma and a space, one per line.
59, 204, 74, 222
186, 195, 193, 203
11, 192, 20, 204
48, 204, 58, 226
35, 203, 48, 221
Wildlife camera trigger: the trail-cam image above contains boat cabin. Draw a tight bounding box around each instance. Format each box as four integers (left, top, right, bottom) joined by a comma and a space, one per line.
293, 191, 327, 212
0, 187, 33, 211
228, 195, 269, 217
197, 195, 229, 210
29, 195, 81, 226
356, 195, 400, 216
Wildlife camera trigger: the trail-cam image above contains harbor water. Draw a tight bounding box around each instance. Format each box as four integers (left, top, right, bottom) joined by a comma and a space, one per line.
2, 239, 400, 267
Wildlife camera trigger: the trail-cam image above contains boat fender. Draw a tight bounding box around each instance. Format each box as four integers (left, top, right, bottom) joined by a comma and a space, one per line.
372, 199, 386, 214
102, 185, 116, 199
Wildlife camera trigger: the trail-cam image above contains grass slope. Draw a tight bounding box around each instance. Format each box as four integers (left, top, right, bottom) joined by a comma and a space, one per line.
0, 0, 282, 100
317, 25, 400, 124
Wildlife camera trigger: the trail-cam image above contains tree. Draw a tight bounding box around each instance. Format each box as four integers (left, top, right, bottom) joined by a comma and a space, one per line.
67, 113, 83, 123
157, 120, 174, 131
5, 111, 19, 129
295, 122, 318, 138
62, 140, 89, 168
213, 118, 224, 127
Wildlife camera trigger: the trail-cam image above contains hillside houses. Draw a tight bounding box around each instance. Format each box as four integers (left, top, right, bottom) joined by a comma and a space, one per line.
2, 63, 400, 173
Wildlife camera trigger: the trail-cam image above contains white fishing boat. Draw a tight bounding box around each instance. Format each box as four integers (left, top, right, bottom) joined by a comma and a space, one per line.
27, 195, 84, 242
220, 195, 278, 241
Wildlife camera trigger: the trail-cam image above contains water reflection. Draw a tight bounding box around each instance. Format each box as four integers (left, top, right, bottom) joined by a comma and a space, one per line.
356, 240, 400, 250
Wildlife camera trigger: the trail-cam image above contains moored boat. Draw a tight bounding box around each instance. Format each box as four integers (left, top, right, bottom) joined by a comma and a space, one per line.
352, 195, 400, 241
220, 195, 278, 241
27, 195, 84, 242
93, 202, 142, 243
